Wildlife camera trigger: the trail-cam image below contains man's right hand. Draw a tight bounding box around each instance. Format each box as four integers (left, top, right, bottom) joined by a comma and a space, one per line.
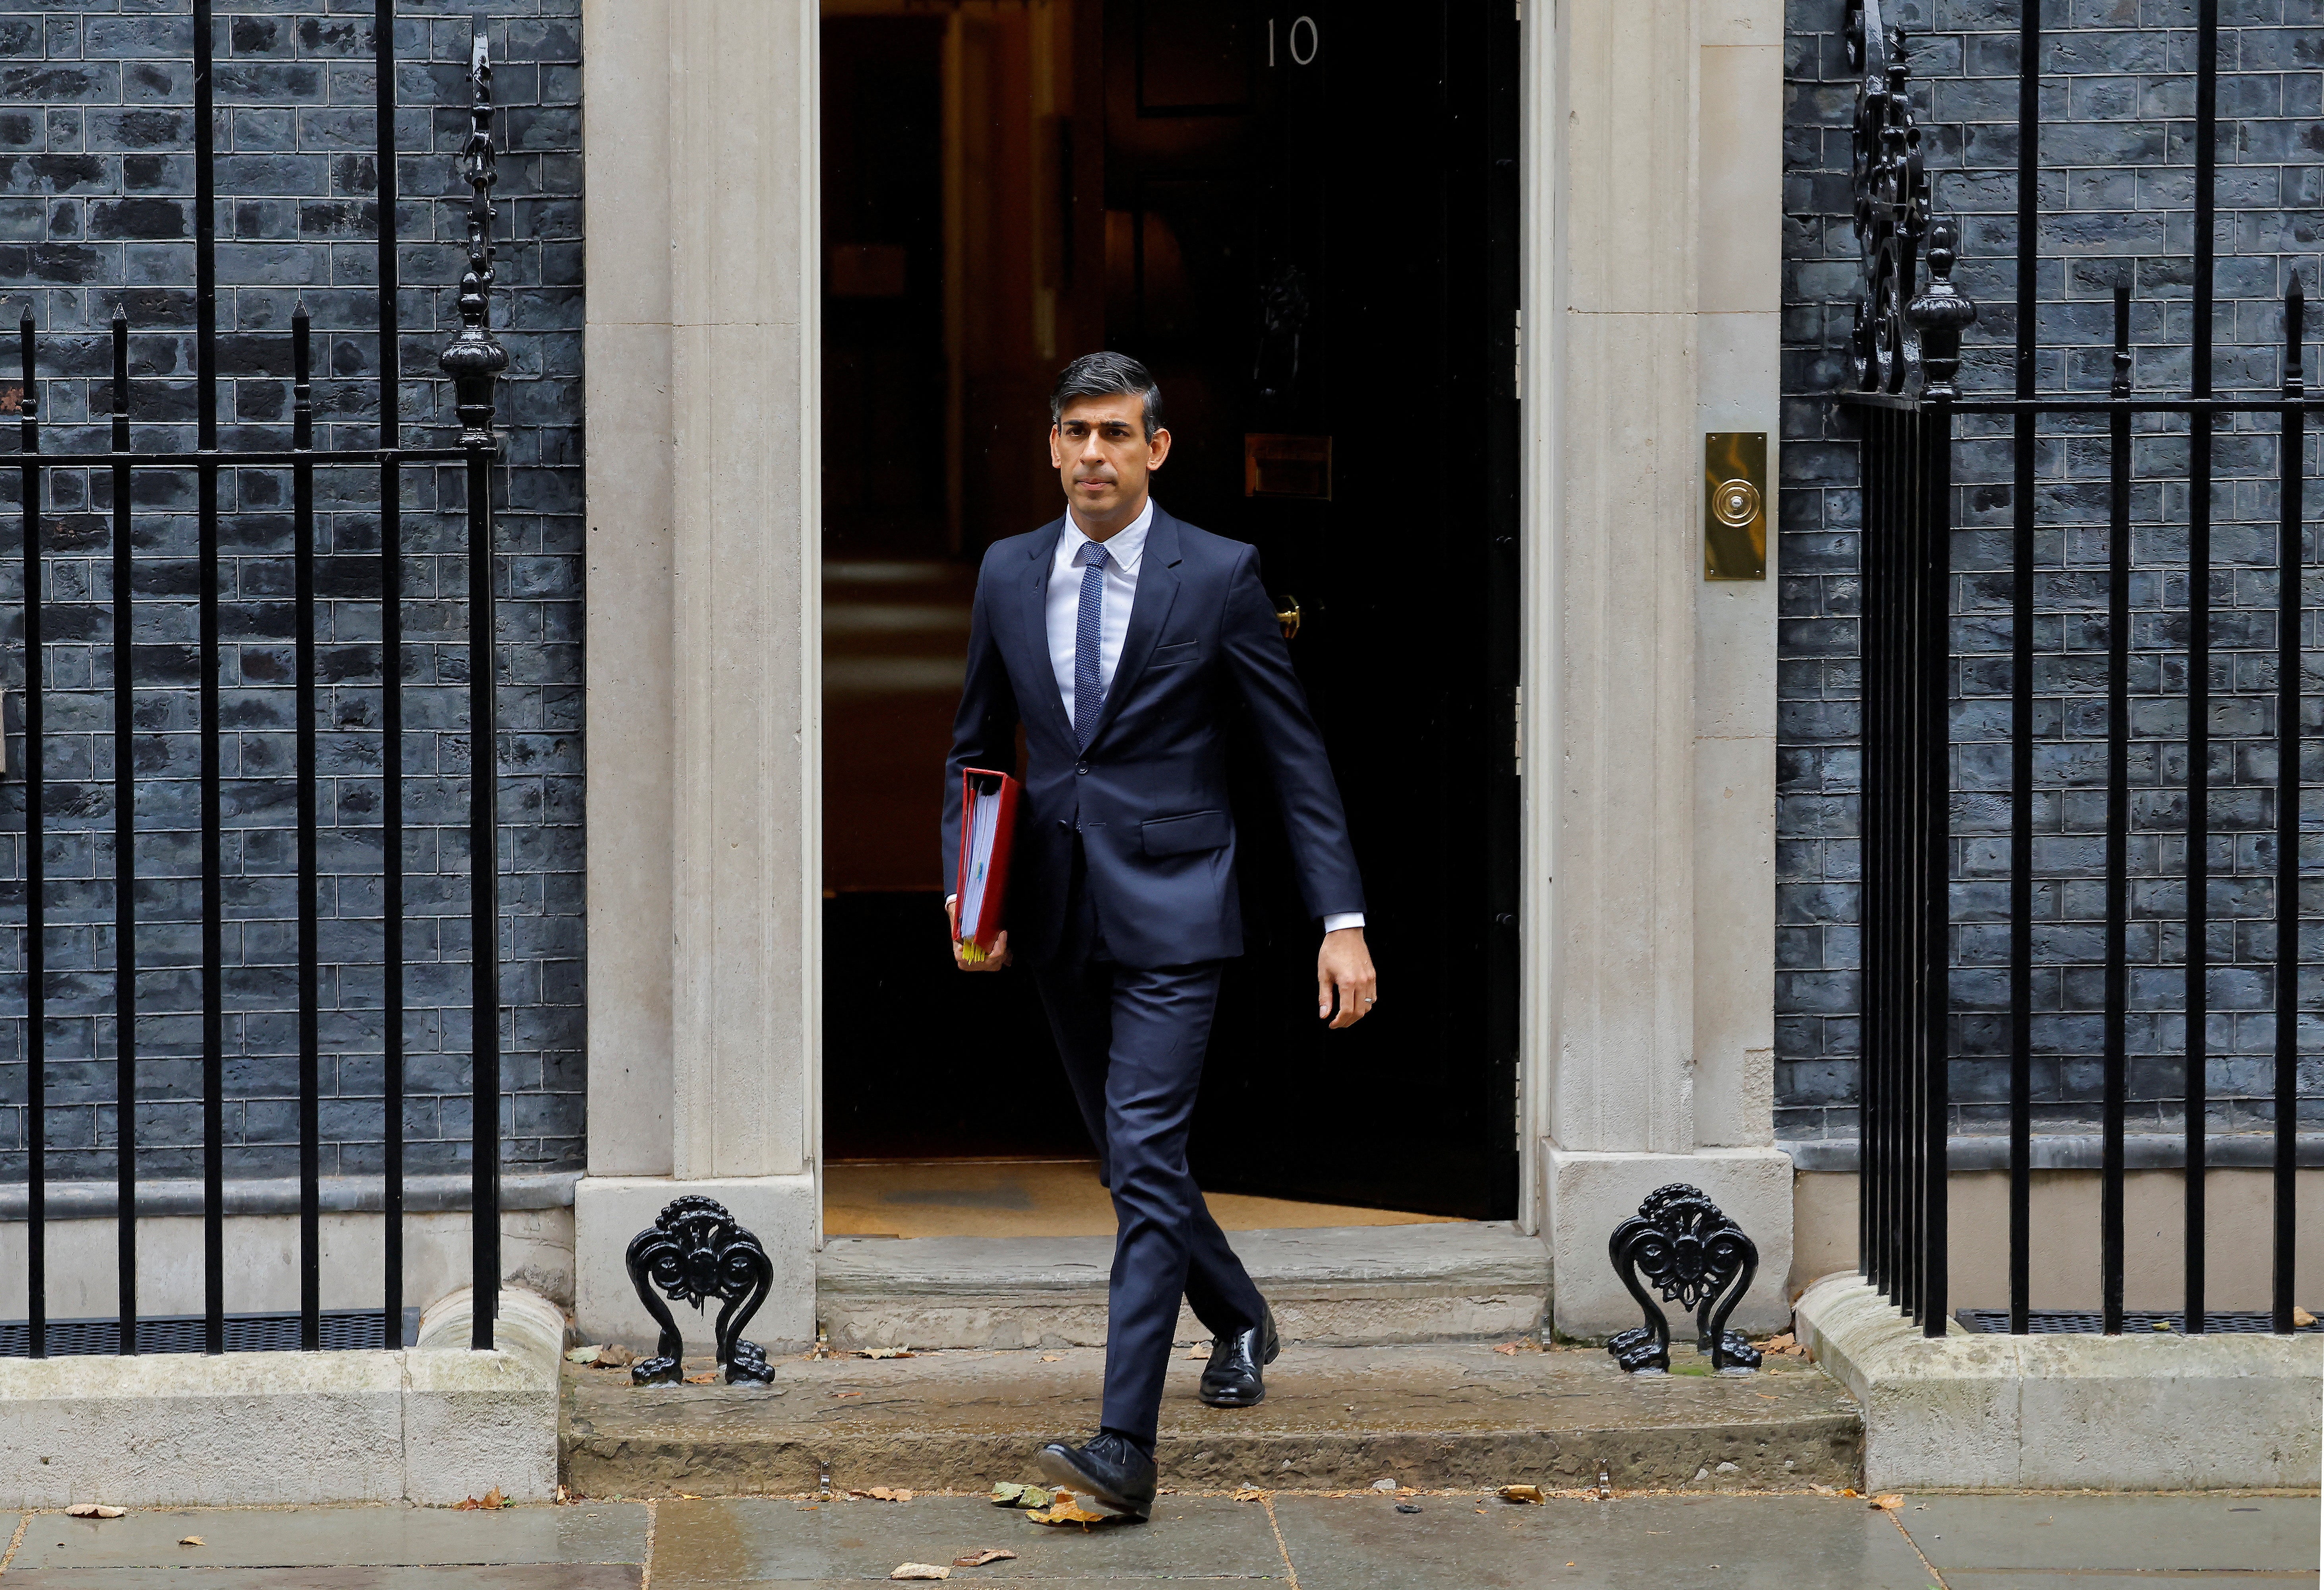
948, 895, 1011, 971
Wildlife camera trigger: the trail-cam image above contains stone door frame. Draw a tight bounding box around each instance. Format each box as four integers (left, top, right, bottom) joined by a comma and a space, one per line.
571, 0, 1790, 1350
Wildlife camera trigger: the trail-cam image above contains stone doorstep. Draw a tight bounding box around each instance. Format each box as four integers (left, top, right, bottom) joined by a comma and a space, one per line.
816, 1223, 1552, 1351
1792, 1272, 2324, 1493
560, 1339, 1864, 1497
0, 1288, 567, 1511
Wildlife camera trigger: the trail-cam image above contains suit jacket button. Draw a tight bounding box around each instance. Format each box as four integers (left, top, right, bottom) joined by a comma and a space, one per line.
1075, 762, 1090, 775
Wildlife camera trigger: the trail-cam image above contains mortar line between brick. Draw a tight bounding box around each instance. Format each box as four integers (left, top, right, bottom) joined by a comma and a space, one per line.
0, 1509, 26, 1576
639, 1497, 657, 1590
1886, 1509, 1948, 1590
1260, 1495, 1300, 1589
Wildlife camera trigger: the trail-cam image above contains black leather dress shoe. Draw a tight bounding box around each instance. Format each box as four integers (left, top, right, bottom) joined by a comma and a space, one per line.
1036, 1432, 1157, 1520
1198, 1303, 1280, 1408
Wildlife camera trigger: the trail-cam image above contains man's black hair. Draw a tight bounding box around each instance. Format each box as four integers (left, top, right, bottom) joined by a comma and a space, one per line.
1050, 351, 1163, 442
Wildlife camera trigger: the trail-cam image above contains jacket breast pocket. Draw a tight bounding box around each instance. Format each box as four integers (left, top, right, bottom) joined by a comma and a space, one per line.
1146, 640, 1199, 671
1142, 809, 1230, 857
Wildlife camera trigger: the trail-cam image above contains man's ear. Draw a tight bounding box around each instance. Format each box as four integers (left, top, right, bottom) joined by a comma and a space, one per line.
1147, 426, 1172, 470
1049, 423, 1063, 468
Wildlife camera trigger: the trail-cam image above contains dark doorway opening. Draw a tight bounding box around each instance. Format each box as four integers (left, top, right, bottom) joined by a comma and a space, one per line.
820, 1, 1521, 1220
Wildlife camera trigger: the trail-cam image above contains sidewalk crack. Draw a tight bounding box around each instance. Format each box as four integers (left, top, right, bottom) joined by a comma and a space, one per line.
1888, 1509, 1948, 1589
1260, 1493, 1300, 1589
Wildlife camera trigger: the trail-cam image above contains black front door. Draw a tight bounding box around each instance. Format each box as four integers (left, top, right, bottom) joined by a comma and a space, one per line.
1102, 2, 1522, 1218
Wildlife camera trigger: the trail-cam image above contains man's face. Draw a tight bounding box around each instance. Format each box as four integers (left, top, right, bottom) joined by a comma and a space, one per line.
1051, 392, 1171, 527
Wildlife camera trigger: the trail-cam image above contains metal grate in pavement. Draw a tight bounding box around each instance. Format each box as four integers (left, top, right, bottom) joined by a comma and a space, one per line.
0, 1309, 413, 1357
1956, 1309, 2321, 1335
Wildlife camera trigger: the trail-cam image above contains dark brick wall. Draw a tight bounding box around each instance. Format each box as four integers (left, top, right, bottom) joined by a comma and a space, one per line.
0, 0, 583, 1182
1781, 0, 2320, 1138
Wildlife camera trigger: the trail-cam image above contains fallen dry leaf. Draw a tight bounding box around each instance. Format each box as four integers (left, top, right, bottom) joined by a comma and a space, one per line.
1185, 1342, 1212, 1359
1230, 1487, 1265, 1502
179, 1536, 205, 1547
2295, 1306, 2317, 1328
850, 1487, 912, 1502
1497, 1485, 1545, 1505
564, 1345, 601, 1364
684, 1372, 718, 1385
1493, 1337, 1542, 1355
595, 1343, 635, 1369
831, 1390, 864, 1398
859, 1347, 916, 1360
989, 1483, 1052, 1509
953, 1549, 1018, 1566
1868, 1494, 1904, 1511
453, 1488, 513, 1512
889, 1565, 951, 1581
1038, 1353, 1062, 1363
65, 1504, 126, 1519
1026, 1491, 1113, 1528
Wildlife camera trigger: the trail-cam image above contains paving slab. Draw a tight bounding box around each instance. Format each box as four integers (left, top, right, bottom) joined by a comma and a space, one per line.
1269, 1491, 1938, 1590
1893, 1492, 2320, 1574
1934, 1577, 2317, 1588
0, 1568, 641, 1589
3, 1502, 650, 1572
564, 1340, 1861, 1496
647, 1495, 1286, 1585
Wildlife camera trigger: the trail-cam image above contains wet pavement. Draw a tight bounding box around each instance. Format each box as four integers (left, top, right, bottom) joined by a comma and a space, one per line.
0, 1489, 2313, 1588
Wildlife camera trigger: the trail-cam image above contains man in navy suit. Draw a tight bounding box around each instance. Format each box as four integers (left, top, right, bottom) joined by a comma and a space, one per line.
942, 351, 1376, 1519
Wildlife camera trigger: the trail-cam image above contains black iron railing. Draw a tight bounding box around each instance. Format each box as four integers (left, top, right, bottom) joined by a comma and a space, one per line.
1840, 0, 2316, 1338
4, 6, 506, 1356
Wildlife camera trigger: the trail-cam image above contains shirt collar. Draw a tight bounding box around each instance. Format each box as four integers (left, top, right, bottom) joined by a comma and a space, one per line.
1061, 496, 1154, 574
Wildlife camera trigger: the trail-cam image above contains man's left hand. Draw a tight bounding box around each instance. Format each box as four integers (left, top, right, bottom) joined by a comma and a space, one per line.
1317, 927, 1377, 1028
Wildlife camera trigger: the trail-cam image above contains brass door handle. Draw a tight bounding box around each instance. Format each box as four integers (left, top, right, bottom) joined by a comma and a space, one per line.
1274, 594, 1301, 641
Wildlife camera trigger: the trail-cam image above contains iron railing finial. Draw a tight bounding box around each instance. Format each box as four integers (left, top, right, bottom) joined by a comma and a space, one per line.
1909, 221, 1977, 401
440, 27, 506, 449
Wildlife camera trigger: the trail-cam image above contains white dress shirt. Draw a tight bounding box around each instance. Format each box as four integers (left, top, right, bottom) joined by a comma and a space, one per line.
1038, 498, 1362, 935
1048, 498, 1153, 728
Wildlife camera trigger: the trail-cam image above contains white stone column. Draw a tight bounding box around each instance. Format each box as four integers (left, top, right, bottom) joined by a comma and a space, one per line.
580, 0, 674, 1185
1693, 0, 1784, 1152
1532, 0, 1791, 1337
574, 0, 821, 1352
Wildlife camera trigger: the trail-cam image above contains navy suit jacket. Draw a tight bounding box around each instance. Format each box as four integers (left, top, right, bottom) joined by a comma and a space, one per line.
942, 506, 1364, 969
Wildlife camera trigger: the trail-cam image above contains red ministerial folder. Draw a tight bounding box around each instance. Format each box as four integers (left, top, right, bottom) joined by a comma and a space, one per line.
955, 768, 1021, 962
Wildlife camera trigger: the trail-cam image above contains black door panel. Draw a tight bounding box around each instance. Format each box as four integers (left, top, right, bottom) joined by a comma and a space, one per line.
1102, 1, 1522, 1218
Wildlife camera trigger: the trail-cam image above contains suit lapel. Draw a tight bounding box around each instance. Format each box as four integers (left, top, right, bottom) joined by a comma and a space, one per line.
1019, 518, 1077, 743
1085, 506, 1181, 749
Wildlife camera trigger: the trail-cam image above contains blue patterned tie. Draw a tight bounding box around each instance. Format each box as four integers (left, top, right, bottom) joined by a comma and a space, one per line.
1073, 540, 1109, 748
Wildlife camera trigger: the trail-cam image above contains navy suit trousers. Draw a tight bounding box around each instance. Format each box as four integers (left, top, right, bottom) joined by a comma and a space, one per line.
1033, 952, 1268, 1447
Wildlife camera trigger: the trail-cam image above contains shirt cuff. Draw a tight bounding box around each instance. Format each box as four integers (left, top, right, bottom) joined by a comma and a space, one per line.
1322, 912, 1365, 933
